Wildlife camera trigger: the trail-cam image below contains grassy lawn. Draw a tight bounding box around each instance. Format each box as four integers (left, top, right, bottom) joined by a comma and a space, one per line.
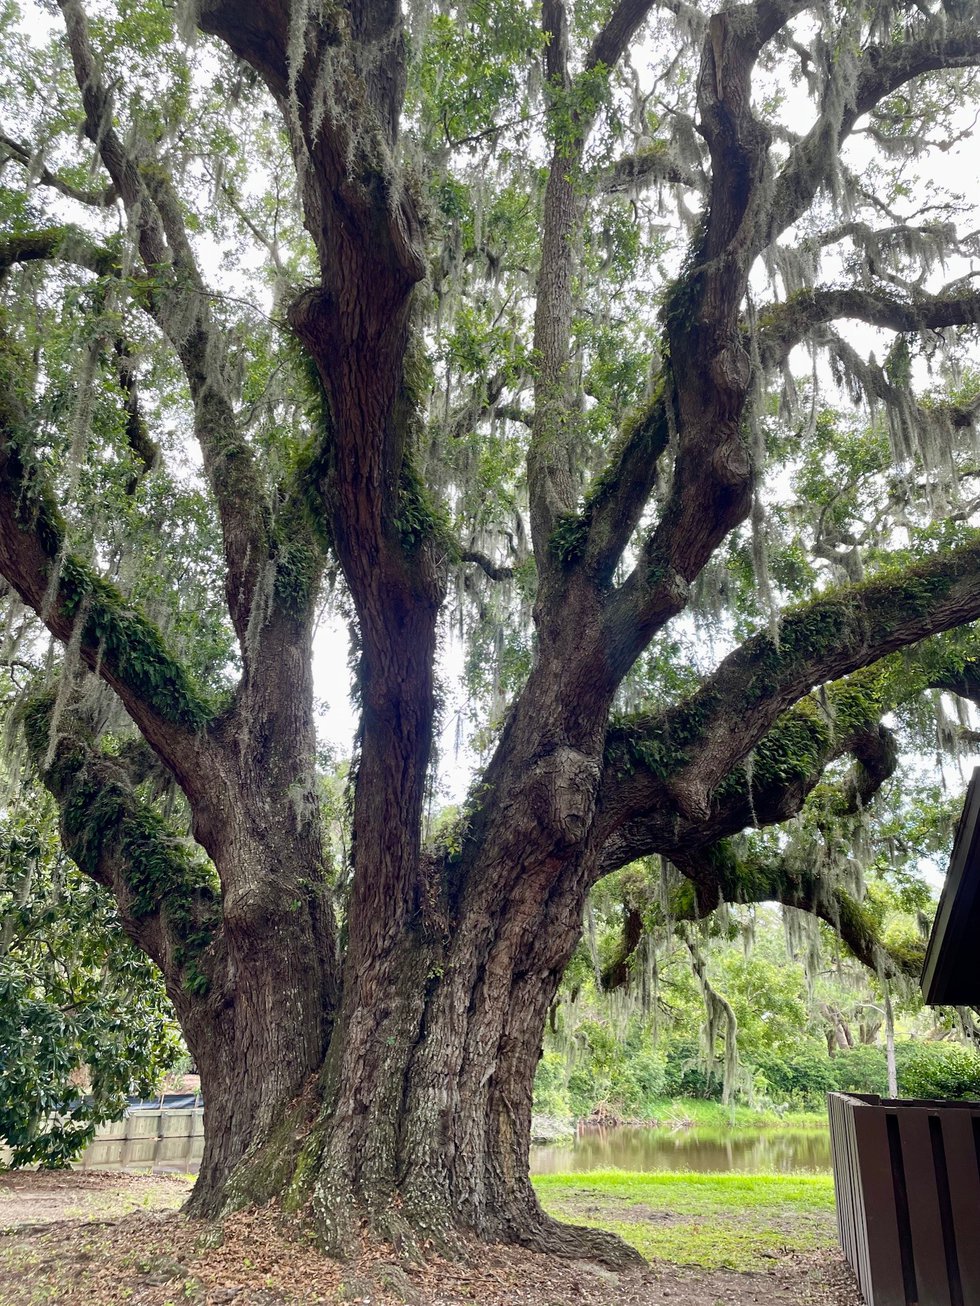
533, 1170, 839, 1272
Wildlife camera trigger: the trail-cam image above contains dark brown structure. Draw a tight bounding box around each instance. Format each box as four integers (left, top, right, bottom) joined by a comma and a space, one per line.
830, 771, 980, 1305
921, 767, 980, 1006
828, 1092, 980, 1306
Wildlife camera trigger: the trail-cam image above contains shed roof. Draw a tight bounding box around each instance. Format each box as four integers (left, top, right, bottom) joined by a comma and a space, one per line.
922, 766, 980, 1006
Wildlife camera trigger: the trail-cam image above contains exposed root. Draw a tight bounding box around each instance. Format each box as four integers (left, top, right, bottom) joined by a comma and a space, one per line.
515, 1209, 647, 1269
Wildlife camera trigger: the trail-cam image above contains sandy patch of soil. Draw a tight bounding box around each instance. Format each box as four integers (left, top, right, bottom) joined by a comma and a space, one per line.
0, 1169, 192, 1229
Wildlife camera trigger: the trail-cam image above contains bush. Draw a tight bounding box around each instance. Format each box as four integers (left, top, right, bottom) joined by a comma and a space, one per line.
751, 1045, 837, 1108
896, 1041, 980, 1100
609, 1049, 667, 1116
566, 1066, 601, 1117
830, 1045, 889, 1096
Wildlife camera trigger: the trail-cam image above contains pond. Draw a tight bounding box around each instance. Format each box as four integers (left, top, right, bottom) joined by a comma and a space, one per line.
529, 1125, 831, 1174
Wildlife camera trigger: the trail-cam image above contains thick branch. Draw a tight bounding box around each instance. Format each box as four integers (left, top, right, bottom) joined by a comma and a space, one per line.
766, 15, 980, 245
0, 226, 114, 281
599, 904, 644, 991
0, 130, 117, 207
459, 550, 515, 582
758, 286, 980, 369
530, 0, 676, 575
594, 145, 701, 193
596, 6, 789, 667
568, 386, 672, 591
586, 0, 659, 73
651, 544, 980, 819
0, 350, 218, 808
595, 666, 894, 874
23, 694, 222, 1007
674, 841, 923, 978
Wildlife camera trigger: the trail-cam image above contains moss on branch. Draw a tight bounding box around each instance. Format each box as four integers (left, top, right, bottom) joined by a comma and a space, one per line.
547, 382, 671, 571
678, 838, 922, 979
58, 556, 213, 730
2, 326, 213, 733
22, 691, 220, 994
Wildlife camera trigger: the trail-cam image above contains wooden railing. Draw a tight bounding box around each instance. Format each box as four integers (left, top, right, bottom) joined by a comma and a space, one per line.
828, 1092, 980, 1306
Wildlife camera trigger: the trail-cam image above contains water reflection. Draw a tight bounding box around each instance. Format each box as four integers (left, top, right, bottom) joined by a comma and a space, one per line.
529, 1125, 831, 1174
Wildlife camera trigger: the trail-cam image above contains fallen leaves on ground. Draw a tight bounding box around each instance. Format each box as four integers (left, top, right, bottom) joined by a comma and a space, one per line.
0, 1172, 864, 1306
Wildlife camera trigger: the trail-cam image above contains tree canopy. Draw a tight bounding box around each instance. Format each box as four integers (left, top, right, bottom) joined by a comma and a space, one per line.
2, 0, 980, 1265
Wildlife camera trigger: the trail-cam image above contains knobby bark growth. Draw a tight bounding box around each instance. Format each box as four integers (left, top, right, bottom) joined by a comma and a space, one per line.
3, 0, 980, 1267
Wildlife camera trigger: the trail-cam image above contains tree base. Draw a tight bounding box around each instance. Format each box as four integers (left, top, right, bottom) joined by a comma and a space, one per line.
184, 1161, 644, 1272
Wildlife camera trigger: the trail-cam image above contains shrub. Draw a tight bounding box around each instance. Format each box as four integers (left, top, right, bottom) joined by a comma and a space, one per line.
751, 1045, 837, 1107
896, 1041, 980, 1100
609, 1049, 667, 1116
830, 1045, 889, 1096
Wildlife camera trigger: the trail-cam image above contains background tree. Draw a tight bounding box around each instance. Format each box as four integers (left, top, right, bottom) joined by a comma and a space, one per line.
0, 776, 183, 1167
3, 0, 980, 1268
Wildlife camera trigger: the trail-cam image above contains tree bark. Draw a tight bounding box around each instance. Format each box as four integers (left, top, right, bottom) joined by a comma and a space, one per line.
183, 819, 639, 1267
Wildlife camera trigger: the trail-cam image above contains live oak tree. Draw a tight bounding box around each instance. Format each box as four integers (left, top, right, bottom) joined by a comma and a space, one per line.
4, 0, 980, 1267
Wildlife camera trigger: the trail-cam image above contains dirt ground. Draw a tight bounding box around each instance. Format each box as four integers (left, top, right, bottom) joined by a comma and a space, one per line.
0, 1171, 864, 1306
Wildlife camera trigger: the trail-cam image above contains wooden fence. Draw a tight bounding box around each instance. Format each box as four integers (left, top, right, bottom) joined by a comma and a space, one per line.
76, 1106, 204, 1171
828, 1091, 980, 1306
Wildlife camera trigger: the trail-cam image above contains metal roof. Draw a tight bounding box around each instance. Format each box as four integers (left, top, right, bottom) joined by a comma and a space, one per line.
922, 766, 980, 1006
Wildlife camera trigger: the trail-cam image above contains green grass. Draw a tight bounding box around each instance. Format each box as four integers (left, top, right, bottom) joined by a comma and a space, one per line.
533, 1170, 838, 1272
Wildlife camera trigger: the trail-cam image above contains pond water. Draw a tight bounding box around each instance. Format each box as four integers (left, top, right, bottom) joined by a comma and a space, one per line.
529, 1125, 831, 1175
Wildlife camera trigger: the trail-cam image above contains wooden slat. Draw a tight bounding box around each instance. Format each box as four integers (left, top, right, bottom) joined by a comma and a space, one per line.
940, 1110, 980, 1306
855, 1104, 909, 1306
899, 1108, 952, 1306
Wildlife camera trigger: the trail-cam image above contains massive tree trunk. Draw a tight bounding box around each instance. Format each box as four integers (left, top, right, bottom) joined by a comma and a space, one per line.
172, 795, 628, 1262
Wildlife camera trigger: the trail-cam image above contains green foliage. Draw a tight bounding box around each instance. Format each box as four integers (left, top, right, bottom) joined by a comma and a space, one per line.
546, 64, 613, 157
896, 1041, 980, 1101
411, 2, 543, 150
831, 1045, 890, 1096
752, 1046, 838, 1107
0, 795, 182, 1167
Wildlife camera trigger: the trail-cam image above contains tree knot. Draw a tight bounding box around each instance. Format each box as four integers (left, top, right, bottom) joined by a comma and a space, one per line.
526, 746, 600, 849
